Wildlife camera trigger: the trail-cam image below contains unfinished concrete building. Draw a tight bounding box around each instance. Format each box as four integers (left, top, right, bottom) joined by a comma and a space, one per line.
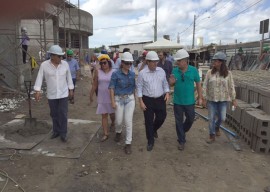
0, 0, 93, 90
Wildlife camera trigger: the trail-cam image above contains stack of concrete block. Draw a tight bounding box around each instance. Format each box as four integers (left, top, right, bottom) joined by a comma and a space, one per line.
258, 88, 270, 114
250, 110, 270, 153
226, 100, 253, 137
226, 70, 270, 154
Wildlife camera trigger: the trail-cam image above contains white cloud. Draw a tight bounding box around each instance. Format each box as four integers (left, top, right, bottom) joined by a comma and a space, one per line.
74, 0, 270, 48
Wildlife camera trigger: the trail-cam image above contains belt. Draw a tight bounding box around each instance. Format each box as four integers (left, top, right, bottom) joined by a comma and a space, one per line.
115, 94, 132, 98
143, 95, 164, 99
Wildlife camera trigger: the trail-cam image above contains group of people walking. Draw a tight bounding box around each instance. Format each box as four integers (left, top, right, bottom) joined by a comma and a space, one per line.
33, 44, 237, 155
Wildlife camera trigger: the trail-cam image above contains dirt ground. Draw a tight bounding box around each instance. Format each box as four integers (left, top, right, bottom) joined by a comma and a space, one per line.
0, 76, 270, 192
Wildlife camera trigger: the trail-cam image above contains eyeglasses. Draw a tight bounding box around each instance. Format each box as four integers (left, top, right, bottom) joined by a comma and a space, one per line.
100, 61, 108, 65
181, 73, 185, 82
67, 55, 72, 57
123, 61, 132, 66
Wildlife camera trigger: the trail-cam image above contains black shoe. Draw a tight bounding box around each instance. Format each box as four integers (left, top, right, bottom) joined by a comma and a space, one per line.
124, 144, 132, 155
50, 133, 60, 139
147, 144, 154, 151
114, 133, 121, 142
154, 131, 158, 138
60, 136, 67, 142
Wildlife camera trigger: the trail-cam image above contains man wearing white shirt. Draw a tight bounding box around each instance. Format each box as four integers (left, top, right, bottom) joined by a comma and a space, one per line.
34, 45, 74, 142
137, 51, 170, 151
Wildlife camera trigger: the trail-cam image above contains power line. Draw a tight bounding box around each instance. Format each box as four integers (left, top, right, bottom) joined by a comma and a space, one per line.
94, 21, 152, 30
205, 0, 263, 30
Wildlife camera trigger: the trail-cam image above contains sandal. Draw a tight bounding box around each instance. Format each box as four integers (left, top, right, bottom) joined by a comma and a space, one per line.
101, 135, 109, 142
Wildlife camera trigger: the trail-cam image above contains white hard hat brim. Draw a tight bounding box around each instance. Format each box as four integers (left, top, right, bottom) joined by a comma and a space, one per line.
47, 51, 65, 56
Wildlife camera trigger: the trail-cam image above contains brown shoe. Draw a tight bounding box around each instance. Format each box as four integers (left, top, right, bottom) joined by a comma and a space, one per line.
114, 133, 121, 142
206, 134, 215, 144
178, 143, 185, 150
216, 130, 221, 136
124, 144, 131, 155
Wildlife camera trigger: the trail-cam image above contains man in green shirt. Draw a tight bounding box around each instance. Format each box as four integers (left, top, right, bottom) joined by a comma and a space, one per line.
169, 49, 203, 150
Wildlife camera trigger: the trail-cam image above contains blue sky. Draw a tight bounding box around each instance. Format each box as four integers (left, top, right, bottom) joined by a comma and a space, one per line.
70, 0, 270, 49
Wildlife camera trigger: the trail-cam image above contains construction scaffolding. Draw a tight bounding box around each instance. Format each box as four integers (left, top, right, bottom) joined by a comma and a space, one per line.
0, 0, 93, 89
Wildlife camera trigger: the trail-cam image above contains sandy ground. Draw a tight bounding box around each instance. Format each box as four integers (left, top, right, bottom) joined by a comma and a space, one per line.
0, 76, 270, 192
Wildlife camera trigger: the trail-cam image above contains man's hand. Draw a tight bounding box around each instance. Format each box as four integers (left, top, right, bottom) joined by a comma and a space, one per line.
35, 91, 41, 102
169, 74, 176, 86
164, 93, 170, 104
140, 101, 147, 111
69, 90, 74, 100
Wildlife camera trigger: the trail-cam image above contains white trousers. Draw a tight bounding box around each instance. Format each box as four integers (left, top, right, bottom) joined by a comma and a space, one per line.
114, 94, 135, 144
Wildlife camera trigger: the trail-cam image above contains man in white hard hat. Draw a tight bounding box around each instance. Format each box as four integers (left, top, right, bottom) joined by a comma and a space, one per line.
34, 45, 74, 142
169, 49, 203, 151
137, 51, 170, 152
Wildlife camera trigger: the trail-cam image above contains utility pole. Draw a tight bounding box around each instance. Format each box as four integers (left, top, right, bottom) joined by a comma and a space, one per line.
177, 32, 180, 43
154, 0, 157, 41
192, 15, 196, 49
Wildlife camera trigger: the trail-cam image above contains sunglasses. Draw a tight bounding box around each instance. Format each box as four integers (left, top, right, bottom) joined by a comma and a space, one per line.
67, 55, 72, 57
181, 73, 185, 82
123, 62, 132, 66
100, 61, 108, 65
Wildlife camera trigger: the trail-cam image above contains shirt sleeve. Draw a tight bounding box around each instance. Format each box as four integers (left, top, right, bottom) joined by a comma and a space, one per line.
34, 63, 44, 91
162, 70, 170, 93
202, 70, 210, 99
228, 71, 236, 100
136, 72, 143, 97
66, 64, 74, 90
108, 71, 117, 89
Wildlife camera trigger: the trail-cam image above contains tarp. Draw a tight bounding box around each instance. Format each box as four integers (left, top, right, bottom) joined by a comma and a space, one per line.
143, 38, 183, 50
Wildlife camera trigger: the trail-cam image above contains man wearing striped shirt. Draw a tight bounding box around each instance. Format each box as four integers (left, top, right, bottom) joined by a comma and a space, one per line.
137, 51, 170, 151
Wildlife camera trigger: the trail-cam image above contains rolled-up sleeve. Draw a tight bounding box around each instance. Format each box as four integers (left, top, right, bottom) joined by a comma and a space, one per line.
34, 63, 44, 91
108, 71, 117, 89
228, 72, 236, 100
136, 72, 143, 97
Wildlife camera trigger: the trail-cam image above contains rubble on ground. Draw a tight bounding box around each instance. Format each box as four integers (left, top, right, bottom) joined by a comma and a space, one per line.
0, 96, 25, 112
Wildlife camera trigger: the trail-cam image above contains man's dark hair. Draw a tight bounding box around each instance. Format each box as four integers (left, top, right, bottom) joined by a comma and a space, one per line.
123, 48, 130, 53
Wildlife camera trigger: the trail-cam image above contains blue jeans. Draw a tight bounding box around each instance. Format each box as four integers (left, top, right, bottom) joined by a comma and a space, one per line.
173, 104, 195, 144
48, 97, 69, 137
207, 101, 227, 135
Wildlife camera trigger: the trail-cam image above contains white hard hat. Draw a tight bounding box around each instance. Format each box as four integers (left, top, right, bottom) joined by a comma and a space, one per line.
145, 51, 159, 61
121, 52, 134, 62
174, 49, 189, 60
47, 45, 65, 56
212, 52, 227, 61
21, 27, 27, 32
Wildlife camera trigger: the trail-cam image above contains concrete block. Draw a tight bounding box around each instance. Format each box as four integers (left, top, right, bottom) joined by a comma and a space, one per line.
251, 136, 270, 154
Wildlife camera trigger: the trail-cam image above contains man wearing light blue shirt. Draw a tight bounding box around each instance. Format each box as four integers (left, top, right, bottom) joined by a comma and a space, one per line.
34, 45, 74, 142
65, 49, 80, 104
137, 51, 170, 151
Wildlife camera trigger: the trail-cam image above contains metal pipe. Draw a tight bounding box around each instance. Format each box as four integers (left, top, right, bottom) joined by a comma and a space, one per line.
195, 111, 238, 138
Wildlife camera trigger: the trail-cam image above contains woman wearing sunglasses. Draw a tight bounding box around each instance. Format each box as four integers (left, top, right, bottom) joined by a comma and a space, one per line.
89, 54, 115, 142
109, 52, 136, 154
